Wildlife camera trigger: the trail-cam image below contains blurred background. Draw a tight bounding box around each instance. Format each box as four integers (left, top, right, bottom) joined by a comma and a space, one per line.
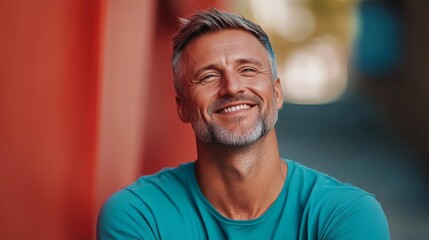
0, 0, 428, 239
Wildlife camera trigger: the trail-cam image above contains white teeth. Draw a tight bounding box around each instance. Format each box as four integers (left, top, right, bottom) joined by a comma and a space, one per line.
221, 104, 250, 113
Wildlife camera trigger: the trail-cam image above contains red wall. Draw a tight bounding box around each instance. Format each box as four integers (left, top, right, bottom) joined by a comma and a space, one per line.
94, 0, 157, 220
0, 1, 103, 239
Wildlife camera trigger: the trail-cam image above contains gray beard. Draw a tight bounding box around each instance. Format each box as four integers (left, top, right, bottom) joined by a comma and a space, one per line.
191, 99, 278, 147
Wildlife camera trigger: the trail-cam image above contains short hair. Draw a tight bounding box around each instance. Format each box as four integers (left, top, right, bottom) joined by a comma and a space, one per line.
171, 8, 277, 97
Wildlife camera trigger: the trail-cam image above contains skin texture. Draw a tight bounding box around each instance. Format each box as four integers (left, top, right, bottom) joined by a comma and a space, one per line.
176, 29, 287, 220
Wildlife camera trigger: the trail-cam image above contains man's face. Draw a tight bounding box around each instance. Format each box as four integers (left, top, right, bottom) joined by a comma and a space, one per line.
176, 29, 283, 147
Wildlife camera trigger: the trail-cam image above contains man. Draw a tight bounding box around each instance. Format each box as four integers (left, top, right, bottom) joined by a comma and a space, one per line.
97, 8, 390, 239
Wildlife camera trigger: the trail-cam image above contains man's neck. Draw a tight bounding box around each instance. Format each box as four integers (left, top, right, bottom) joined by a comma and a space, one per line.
194, 130, 287, 220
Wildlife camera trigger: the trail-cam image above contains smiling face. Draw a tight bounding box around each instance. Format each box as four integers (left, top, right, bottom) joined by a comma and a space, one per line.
176, 29, 284, 147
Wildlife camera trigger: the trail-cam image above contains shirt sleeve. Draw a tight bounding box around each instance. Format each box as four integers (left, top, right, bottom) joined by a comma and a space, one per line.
324, 194, 390, 240
97, 189, 159, 240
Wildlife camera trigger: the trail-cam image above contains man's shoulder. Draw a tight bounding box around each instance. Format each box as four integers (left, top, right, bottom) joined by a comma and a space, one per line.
287, 159, 370, 196
286, 159, 377, 212
102, 161, 195, 213
285, 160, 389, 239
97, 162, 197, 239
125, 161, 195, 200
98, 162, 197, 231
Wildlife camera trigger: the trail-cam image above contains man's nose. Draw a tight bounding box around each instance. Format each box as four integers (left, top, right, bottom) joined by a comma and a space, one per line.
219, 72, 244, 97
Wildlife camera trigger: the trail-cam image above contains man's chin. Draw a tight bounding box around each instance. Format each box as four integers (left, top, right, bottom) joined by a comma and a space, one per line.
210, 125, 265, 147
192, 117, 270, 146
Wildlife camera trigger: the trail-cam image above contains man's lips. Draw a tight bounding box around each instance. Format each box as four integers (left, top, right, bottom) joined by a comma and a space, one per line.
208, 94, 262, 115
215, 103, 256, 114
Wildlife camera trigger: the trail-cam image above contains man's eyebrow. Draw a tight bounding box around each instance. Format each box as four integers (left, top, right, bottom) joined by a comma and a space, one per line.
192, 58, 266, 79
234, 58, 264, 68
194, 58, 265, 76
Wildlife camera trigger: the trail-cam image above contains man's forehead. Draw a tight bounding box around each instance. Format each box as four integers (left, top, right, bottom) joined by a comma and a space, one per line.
181, 29, 269, 66
184, 29, 261, 50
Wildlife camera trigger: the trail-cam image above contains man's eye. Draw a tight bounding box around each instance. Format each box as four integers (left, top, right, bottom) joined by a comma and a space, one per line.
241, 67, 258, 75
200, 74, 217, 82
243, 67, 256, 72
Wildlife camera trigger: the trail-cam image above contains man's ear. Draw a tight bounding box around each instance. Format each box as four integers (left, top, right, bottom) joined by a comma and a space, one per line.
176, 95, 190, 123
274, 78, 284, 109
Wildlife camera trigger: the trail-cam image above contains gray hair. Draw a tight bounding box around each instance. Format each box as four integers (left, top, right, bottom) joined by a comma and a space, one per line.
171, 8, 278, 97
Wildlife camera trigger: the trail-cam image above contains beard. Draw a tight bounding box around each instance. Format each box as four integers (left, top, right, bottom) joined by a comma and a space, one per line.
189, 94, 278, 147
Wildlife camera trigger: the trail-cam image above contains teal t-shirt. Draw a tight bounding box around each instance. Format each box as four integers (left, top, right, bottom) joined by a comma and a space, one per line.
97, 160, 390, 239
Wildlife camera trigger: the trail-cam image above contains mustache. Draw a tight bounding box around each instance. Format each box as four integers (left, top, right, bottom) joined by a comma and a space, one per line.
207, 94, 262, 115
